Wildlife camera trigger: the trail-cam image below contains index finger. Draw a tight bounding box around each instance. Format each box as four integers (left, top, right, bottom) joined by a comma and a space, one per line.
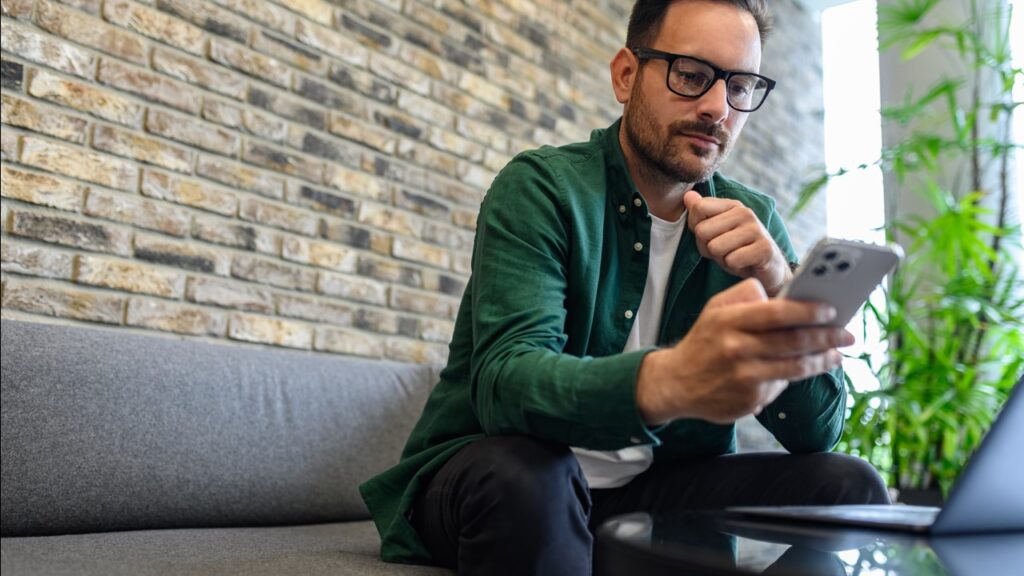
686, 194, 739, 227
713, 299, 838, 332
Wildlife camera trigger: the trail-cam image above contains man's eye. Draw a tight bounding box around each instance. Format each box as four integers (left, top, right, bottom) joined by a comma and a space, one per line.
677, 71, 710, 86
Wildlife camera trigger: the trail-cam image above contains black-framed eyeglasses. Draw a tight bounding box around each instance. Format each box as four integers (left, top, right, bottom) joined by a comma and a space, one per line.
631, 48, 776, 112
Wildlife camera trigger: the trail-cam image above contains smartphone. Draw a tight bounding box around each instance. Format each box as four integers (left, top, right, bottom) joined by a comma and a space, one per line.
777, 238, 903, 327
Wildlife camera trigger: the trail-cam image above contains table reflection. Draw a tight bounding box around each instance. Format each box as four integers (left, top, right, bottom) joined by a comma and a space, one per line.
598, 512, 1024, 576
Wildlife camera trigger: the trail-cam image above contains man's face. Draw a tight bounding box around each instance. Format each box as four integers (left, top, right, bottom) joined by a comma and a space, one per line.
620, 1, 763, 184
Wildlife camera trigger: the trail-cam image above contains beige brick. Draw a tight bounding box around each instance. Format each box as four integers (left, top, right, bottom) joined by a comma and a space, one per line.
36, 0, 148, 64
423, 173, 484, 207
1, 239, 75, 279
134, 232, 231, 275
186, 275, 273, 312
324, 163, 391, 202
239, 197, 319, 237
1, 166, 85, 212
126, 297, 227, 336
486, 61, 537, 103
98, 59, 202, 115
422, 220, 472, 250
294, 19, 368, 68
21, 135, 139, 191
357, 203, 421, 237
275, 293, 353, 325
286, 181, 356, 219
147, 109, 240, 157
456, 162, 495, 190
450, 207, 477, 229
1, 278, 125, 324
76, 254, 186, 298
252, 30, 326, 75
457, 116, 511, 153
281, 235, 358, 272
452, 252, 471, 275
153, 48, 246, 100
390, 285, 454, 318
214, 0, 294, 35
242, 140, 323, 183
274, 0, 333, 26
385, 337, 448, 365
28, 69, 144, 127
1, 129, 19, 161
246, 86, 325, 131
191, 213, 279, 254
55, 0, 101, 14
397, 90, 455, 131
328, 61, 397, 104
9, 208, 133, 255
2, 0, 34, 18
0, 20, 96, 79
357, 255, 423, 287
196, 155, 284, 199
396, 140, 459, 178
210, 38, 290, 88
104, 0, 206, 56
483, 149, 513, 172
458, 70, 510, 111
370, 52, 431, 96
231, 254, 316, 291
484, 19, 540, 62
399, 43, 459, 84
1, 93, 88, 144
328, 114, 397, 154
318, 270, 388, 305
392, 237, 451, 269
93, 124, 193, 173
429, 126, 484, 162
228, 312, 312, 349
353, 307, 402, 334
419, 317, 455, 343
141, 170, 238, 216
314, 326, 383, 357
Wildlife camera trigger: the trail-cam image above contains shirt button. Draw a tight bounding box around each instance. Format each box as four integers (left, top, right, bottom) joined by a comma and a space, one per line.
624, 310, 634, 319
778, 412, 787, 420
618, 204, 626, 214
633, 242, 643, 252
633, 197, 643, 207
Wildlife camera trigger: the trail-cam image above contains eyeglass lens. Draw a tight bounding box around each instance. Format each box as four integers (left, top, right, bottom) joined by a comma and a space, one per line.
670, 57, 768, 111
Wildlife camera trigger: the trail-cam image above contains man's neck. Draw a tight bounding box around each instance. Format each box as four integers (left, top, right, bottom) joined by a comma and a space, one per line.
618, 127, 694, 223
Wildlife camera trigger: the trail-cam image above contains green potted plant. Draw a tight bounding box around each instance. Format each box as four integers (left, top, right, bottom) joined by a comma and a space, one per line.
795, 0, 1023, 503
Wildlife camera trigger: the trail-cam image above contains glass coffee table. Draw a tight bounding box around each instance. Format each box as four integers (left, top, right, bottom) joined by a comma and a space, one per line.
595, 511, 1024, 575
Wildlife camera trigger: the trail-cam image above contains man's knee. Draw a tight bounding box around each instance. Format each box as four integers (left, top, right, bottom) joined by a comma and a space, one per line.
458, 436, 591, 521
797, 452, 890, 505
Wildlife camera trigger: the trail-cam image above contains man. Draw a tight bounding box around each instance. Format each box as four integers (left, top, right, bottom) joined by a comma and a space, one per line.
360, 1, 889, 573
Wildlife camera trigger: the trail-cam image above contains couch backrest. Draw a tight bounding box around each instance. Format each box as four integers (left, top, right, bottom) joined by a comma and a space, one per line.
0, 319, 440, 537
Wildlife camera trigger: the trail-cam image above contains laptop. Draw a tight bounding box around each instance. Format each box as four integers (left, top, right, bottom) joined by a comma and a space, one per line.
727, 379, 1024, 534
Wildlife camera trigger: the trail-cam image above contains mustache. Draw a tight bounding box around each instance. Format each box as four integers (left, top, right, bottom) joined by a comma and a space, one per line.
671, 120, 730, 144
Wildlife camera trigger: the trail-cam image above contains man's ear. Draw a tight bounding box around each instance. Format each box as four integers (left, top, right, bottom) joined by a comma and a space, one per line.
610, 47, 638, 105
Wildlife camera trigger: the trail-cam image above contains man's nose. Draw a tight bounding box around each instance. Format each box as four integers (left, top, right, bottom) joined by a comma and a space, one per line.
695, 79, 730, 124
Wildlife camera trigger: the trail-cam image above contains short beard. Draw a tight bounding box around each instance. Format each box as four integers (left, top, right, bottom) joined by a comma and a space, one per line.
623, 73, 733, 185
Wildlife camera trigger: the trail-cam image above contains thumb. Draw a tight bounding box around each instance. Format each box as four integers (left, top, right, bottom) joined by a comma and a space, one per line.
706, 278, 767, 310
683, 190, 703, 229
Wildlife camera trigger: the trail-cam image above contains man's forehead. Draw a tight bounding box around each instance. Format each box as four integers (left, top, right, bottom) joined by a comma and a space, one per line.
652, 0, 762, 71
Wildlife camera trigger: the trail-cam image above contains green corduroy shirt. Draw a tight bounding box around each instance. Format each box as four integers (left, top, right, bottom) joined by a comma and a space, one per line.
359, 119, 846, 565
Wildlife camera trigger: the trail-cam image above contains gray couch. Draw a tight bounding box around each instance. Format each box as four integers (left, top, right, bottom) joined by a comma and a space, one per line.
0, 318, 452, 575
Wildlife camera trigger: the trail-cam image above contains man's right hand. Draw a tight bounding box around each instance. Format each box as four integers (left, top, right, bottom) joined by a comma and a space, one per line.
635, 278, 853, 425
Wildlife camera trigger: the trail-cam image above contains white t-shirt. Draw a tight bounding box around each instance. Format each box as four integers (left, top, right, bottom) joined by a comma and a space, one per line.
571, 211, 688, 489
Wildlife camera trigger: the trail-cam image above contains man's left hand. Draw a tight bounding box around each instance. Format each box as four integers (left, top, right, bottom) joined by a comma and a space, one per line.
683, 190, 791, 296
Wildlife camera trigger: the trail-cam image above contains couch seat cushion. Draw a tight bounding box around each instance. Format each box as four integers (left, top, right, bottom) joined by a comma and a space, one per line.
0, 521, 451, 576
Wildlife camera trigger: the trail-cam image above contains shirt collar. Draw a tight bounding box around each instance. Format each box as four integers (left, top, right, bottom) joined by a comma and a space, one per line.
600, 117, 719, 221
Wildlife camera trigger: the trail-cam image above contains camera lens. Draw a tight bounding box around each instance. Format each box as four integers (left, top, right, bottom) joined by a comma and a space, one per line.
837, 261, 851, 271
813, 265, 828, 276
824, 250, 838, 260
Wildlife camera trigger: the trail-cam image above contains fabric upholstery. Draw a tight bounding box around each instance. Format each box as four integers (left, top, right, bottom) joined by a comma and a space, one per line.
0, 521, 450, 575
0, 319, 439, 536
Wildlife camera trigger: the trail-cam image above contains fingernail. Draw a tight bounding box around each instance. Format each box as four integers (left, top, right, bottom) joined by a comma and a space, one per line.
823, 306, 837, 322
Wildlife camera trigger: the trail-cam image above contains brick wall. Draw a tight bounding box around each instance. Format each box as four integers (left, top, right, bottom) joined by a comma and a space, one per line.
1, 0, 825, 367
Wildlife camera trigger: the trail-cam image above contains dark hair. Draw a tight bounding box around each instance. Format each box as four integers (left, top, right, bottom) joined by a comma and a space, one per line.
625, 0, 773, 48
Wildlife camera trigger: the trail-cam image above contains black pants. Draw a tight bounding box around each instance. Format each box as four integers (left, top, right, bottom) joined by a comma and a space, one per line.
413, 435, 890, 575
